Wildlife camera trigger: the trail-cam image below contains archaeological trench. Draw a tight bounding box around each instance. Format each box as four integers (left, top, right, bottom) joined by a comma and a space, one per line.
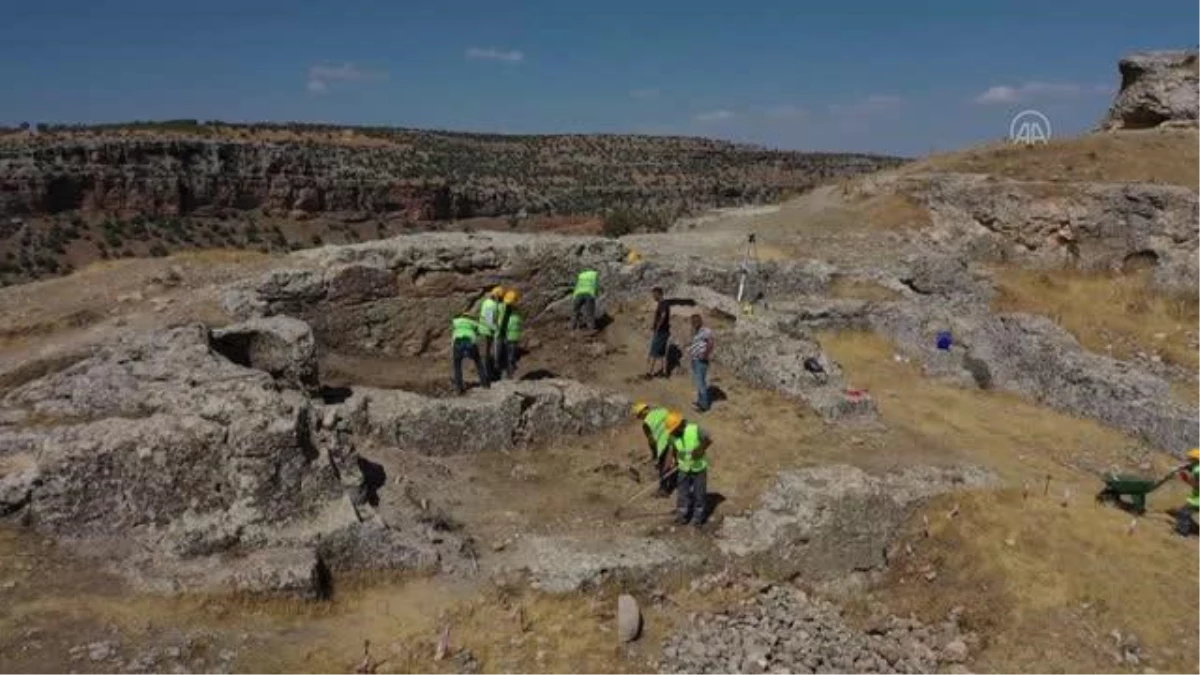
1, 208, 1197, 670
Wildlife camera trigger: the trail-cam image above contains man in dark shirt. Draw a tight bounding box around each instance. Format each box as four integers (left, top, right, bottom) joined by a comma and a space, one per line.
646, 287, 670, 378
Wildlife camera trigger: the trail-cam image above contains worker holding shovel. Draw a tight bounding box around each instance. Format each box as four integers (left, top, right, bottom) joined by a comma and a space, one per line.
632, 402, 675, 497
1176, 448, 1199, 536
666, 411, 711, 527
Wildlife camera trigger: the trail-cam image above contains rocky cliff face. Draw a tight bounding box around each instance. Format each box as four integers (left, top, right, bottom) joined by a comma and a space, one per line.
1102, 50, 1199, 130
0, 131, 905, 221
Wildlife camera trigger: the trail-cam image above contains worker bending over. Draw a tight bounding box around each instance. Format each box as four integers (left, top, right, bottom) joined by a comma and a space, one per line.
1177, 448, 1199, 536
450, 310, 489, 395
571, 268, 599, 331
478, 286, 504, 382
666, 412, 711, 527
498, 289, 523, 379
633, 402, 675, 496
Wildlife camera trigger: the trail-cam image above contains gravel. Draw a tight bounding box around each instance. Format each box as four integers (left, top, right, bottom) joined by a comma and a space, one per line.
659, 584, 972, 674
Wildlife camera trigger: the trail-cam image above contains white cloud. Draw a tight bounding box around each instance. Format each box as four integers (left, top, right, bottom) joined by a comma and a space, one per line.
829, 94, 904, 117
465, 47, 525, 63
972, 81, 1107, 105
694, 109, 735, 122
305, 63, 384, 95
630, 87, 661, 100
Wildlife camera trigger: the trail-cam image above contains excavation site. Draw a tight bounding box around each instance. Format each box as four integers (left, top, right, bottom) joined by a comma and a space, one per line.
1, 47, 1198, 675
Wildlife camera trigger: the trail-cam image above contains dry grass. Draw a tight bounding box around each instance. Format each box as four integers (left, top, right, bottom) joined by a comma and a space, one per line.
990, 267, 1200, 372
855, 191, 933, 230
820, 328, 1199, 673
911, 128, 1199, 188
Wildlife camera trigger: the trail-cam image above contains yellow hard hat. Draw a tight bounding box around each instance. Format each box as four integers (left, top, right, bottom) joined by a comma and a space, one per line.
632, 401, 649, 417
665, 411, 684, 433
504, 289, 520, 305
1189, 448, 1200, 461
491, 286, 506, 298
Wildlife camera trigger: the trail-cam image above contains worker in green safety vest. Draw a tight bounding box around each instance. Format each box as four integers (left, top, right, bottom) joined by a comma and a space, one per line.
632, 401, 675, 496
498, 289, 523, 380
478, 286, 505, 383
571, 268, 599, 332
666, 411, 711, 527
1176, 448, 1199, 536
450, 310, 489, 395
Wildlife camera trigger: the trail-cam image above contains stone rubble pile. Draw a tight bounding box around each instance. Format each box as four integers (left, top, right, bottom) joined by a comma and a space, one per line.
660, 584, 975, 674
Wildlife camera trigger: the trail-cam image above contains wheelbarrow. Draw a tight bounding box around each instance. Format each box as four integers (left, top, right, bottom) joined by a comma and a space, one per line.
1094, 468, 1181, 514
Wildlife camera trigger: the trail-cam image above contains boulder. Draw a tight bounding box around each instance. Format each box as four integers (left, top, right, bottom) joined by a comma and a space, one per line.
718, 464, 997, 580
1102, 50, 1199, 130
617, 594, 642, 643
210, 315, 320, 393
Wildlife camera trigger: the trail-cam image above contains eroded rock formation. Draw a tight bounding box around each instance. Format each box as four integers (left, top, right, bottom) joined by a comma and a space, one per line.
1102, 50, 1199, 130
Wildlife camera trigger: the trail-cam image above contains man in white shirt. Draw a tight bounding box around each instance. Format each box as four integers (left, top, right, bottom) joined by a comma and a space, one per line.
688, 314, 715, 412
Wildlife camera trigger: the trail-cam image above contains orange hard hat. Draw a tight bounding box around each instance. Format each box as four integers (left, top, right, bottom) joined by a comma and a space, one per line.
665, 411, 684, 433
504, 289, 520, 305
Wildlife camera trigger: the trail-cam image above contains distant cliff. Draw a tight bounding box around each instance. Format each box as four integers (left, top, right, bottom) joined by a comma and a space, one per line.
0, 125, 905, 286
0, 126, 906, 221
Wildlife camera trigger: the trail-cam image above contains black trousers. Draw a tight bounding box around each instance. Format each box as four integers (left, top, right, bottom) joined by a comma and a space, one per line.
452, 339, 487, 393
676, 470, 708, 524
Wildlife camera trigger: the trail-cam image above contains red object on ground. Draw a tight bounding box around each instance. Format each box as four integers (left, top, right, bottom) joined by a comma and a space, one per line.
845, 388, 869, 400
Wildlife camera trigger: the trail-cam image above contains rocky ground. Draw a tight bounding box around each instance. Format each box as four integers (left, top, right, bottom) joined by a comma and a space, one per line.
0, 49, 1197, 674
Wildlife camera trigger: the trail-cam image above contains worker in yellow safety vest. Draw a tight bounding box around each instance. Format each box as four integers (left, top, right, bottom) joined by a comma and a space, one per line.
571, 268, 599, 332
666, 411, 711, 527
633, 401, 675, 496
498, 289, 523, 380
1176, 448, 1199, 536
450, 310, 489, 395
478, 286, 504, 382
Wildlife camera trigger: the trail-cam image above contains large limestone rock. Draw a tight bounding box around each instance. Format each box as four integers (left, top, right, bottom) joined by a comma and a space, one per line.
718, 464, 997, 580
917, 174, 1199, 291
1102, 50, 1199, 130
210, 315, 320, 393
344, 379, 631, 455
224, 232, 630, 356
0, 324, 454, 595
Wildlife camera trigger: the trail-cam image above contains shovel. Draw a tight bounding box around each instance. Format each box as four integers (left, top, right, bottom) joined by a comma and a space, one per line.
614, 466, 679, 517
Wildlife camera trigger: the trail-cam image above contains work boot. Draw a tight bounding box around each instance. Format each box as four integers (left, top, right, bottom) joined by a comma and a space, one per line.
674, 513, 691, 526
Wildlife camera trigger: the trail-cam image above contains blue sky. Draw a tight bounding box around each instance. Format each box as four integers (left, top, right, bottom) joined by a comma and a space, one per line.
1, 0, 1195, 156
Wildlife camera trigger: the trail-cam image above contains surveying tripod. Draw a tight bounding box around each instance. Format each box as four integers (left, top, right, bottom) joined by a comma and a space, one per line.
736, 233, 760, 313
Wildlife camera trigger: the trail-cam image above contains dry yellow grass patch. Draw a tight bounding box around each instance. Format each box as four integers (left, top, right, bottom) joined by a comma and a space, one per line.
991, 267, 1199, 372
855, 191, 933, 230
821, 328, 1198, 672
912, 129, 1199, 188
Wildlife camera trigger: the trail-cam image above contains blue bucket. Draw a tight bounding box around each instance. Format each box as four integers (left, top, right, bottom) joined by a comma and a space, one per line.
935, 330, 953, 351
